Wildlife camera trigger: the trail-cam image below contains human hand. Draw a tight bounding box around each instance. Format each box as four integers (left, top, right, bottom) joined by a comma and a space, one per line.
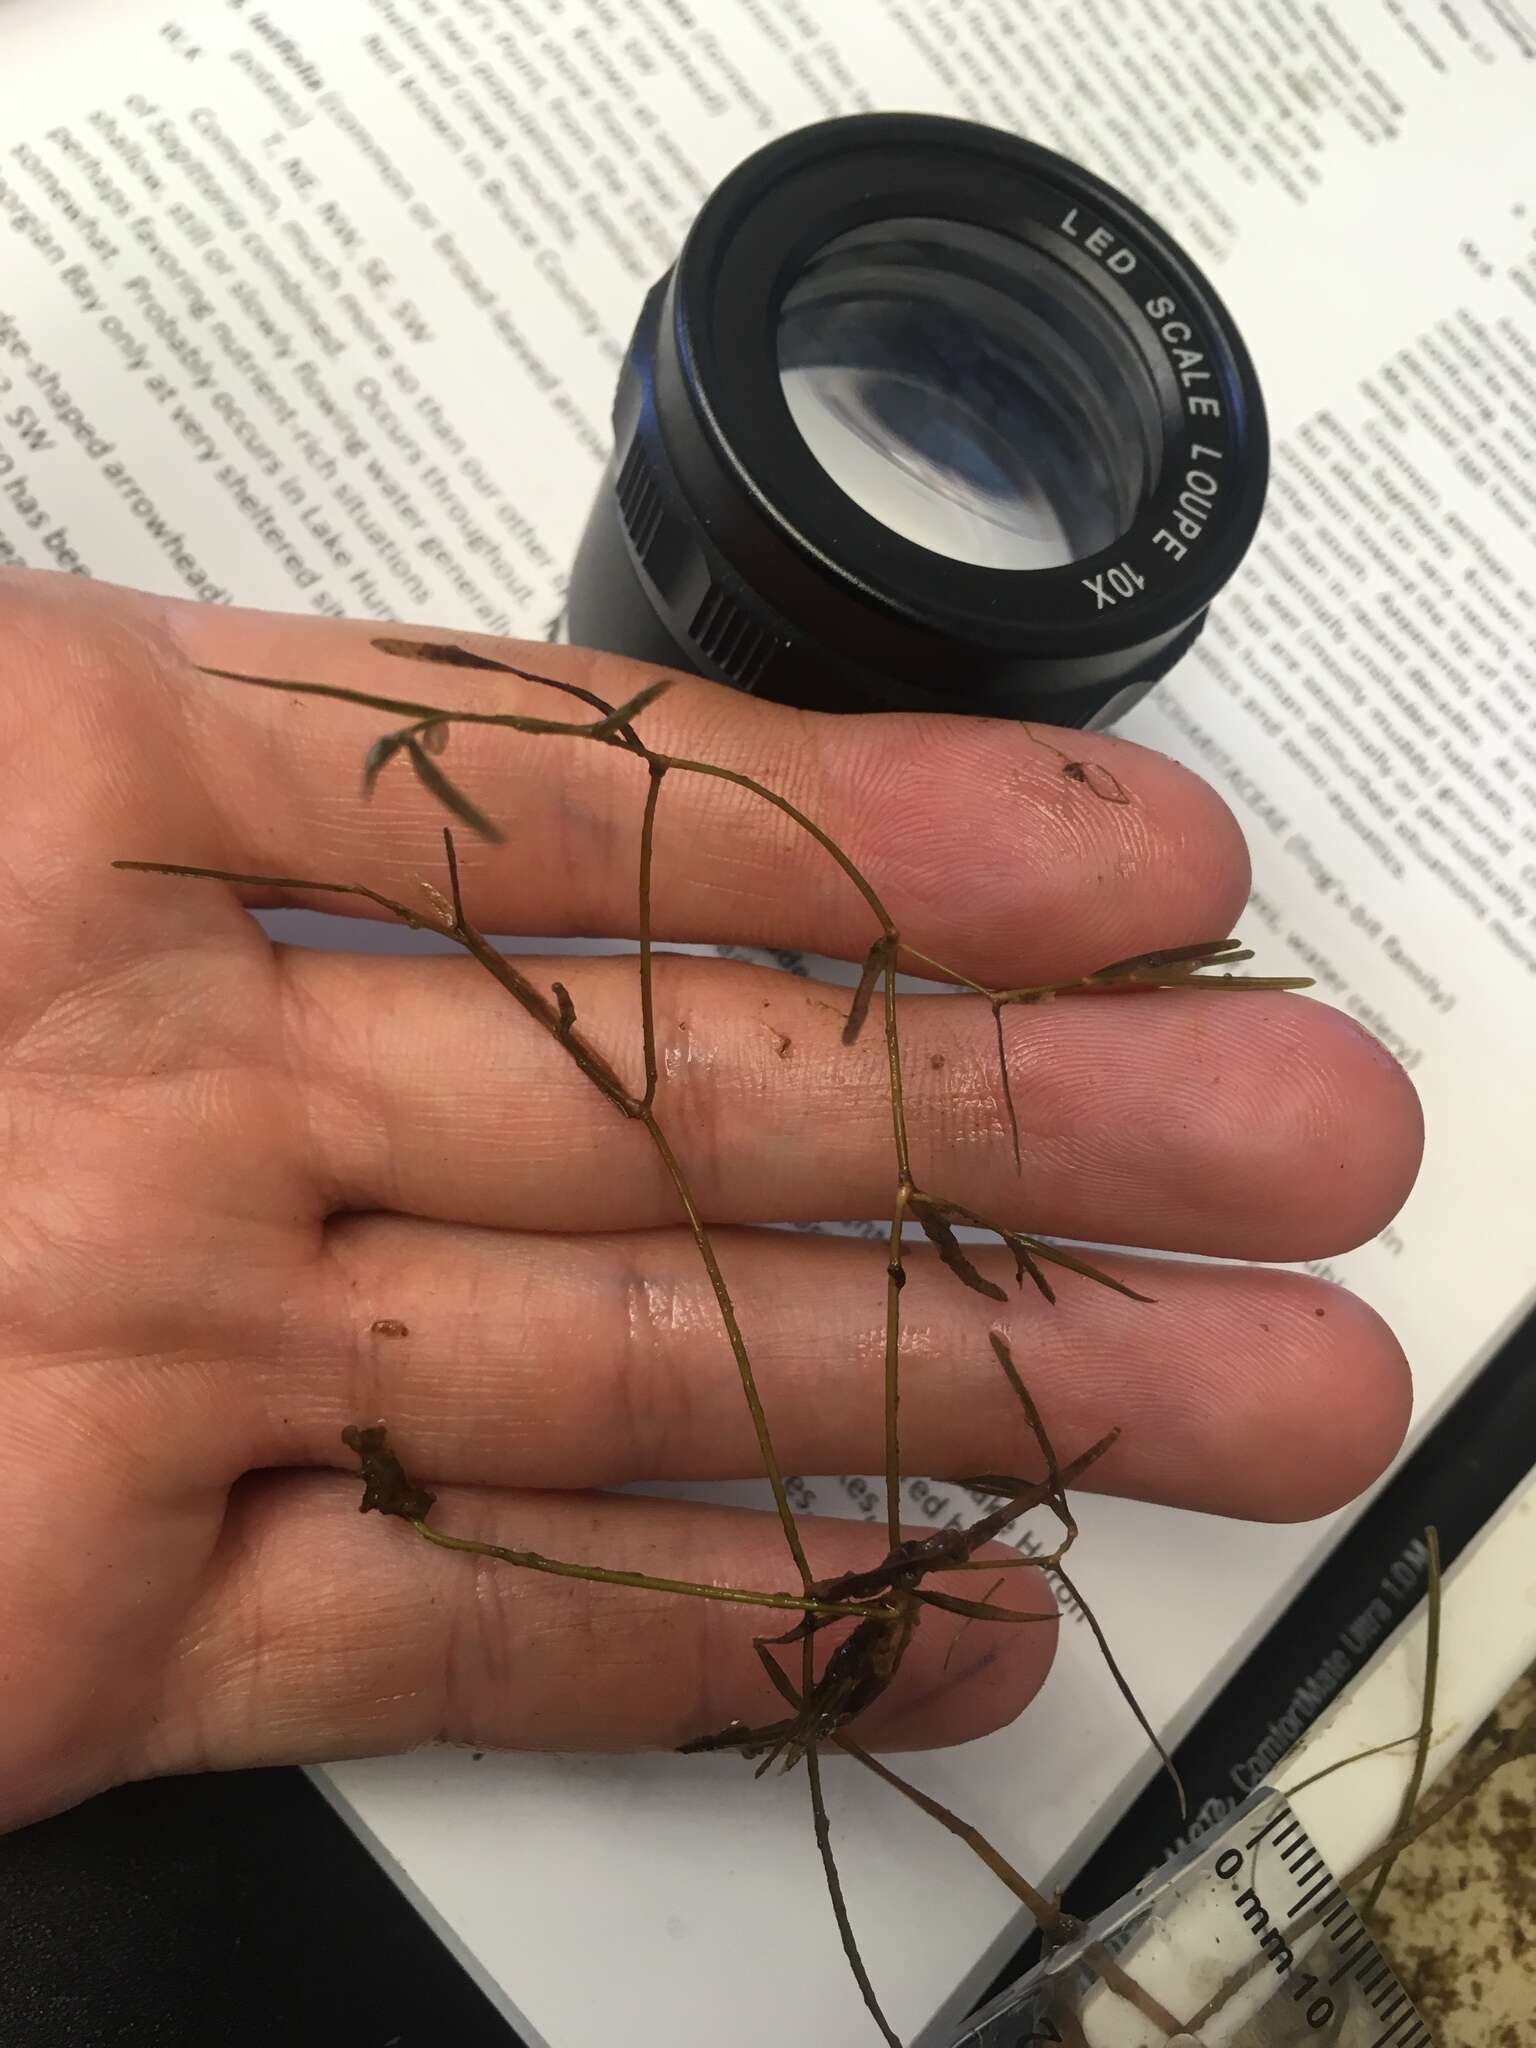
0, 568, 1420, 1831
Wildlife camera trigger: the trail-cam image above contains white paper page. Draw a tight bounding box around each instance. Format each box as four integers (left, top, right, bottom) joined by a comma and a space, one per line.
2, 4, 1534, 2044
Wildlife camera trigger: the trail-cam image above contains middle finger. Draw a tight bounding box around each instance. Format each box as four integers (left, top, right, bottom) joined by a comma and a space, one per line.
282, 948, 1420, 1259
275, 1221, 1409, 1523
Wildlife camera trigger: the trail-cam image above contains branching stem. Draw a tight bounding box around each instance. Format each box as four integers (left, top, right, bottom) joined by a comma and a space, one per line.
120, 640, 1324, 2045
410, 1521, 879, 1621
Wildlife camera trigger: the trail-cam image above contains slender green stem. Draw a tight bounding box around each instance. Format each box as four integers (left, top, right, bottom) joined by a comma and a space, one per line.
988, 1333, 1074, 1549
642, 1115, 812, 1590
1281, 1731, 1422, 1800
839, 1734, 1053, 1918
627, 768, 797, 1589
153, 645, 1295, 2021
441, 827, 466, 927
446, 830, 809, 1587
882, 955, 911, 1188
758, 1639, 903, 2048
946, 1554, 1057, 1572
119, 851, 810, 1591
195, 663, 669, 738
804, 1739, 900, 2047
895, 945, 990, 995
113, 860, 437, 926
992, 1001, 1022, 1174
193, 655, 900, 940
915, 1589, 1058, 1623
839, 1740, 1186, 2036
1189, 1703, 1536, 2039
638, 761, 666, 1115
462, 929, 641, 1107
662, 755, 897, 940
126, 857, 644, 1116
882, 1184, 911, 1552
1362, 1525, 1441, 1919
410, 1521, 882, 1620
880, 958, 915, 1551
1340, 1706, 1535, 1894
898, 942, 1310, 1002
1056, 1562, 1186, 1821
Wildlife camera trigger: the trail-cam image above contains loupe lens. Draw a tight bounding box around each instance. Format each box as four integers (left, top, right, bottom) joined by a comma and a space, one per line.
776, 219, 1163, 573
565, 115, 1267, 727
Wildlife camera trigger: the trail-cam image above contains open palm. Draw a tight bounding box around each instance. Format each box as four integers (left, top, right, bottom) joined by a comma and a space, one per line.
0, 569, 1421, 1833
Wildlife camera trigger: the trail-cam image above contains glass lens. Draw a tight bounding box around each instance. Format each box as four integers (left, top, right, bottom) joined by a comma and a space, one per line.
776, 218, 1163, 572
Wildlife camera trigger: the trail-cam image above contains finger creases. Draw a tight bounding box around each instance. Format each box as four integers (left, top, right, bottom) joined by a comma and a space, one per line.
271, 1220, 1409, 1525
155, 592, 1250, 987
281, 946, 1422, 1261
154, 1478, 1056, 1771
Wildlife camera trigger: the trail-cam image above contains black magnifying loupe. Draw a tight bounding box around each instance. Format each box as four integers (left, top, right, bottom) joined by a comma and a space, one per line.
566, 113, 1267, 729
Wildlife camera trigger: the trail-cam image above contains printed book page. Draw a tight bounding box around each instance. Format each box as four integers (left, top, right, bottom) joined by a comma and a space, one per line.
2, 3, 1534, 2042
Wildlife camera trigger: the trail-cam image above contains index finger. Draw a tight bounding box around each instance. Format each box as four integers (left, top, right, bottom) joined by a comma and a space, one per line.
146, 578, 1248, 984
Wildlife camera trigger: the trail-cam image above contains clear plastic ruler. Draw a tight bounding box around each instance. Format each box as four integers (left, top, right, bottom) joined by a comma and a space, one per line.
947, 1786, 1432, 2048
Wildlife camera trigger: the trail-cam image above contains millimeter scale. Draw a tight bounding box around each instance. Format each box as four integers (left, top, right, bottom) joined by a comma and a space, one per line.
947, 1785, 1431, 2046
938, 1458, 1536, 2048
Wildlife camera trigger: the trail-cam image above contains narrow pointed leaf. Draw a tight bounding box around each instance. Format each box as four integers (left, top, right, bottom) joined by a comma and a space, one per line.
1017, 1236, 1155, 1303
373, 637, 649, 750
992, 1001, 1022, 1174
951, 1430, 1118, 1511
373, 636, 513, 672
1004, 1233, 1056, 1303
1057, 1561, 1187, 1820
1183, 971, 1312, 991
988, 1334, 1069, 1497
405, 737, 505, 844
842, 938, 889, 1047
910, 1199, 1007, 1302
361, 728, 411, 797
956, 1473, 1032, 1497
917, 1589, 1056, 1624
806, 1744, 902, 2048
1088, 938, 1245, 981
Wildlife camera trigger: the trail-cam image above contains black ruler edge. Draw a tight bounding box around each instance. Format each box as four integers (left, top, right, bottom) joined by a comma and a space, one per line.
971, 1296, 1536, 2015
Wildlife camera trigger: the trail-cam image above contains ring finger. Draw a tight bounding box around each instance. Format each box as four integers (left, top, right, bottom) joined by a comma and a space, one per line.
231, 1221, 1411, 1523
